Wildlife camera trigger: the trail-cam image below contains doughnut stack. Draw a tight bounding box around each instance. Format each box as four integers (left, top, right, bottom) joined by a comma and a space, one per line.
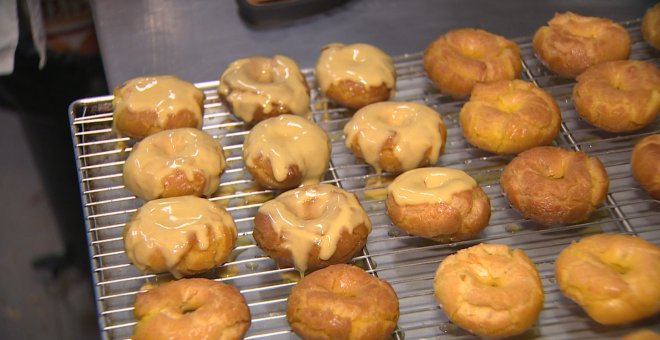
107, 5, 660, 339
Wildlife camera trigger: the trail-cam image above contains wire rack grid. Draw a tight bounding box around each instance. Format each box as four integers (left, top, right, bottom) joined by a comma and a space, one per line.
69, 19, 659, 340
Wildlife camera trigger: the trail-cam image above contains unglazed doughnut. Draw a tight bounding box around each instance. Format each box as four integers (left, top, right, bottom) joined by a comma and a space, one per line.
242, 115, 330, 189
386, 167, 490, 242
113, 75, 204, 139
123, 128, 226, 201
631, 134, 660, 200
252, 184, 371, 274
315, 43, 396, 110
532, 12, 631, 78
555, 234, 660, 325
132, 278, 251, 340
642, 3, 660, 49
459, 79, 561, 154
123, 196, 237, 277
500, 146, 609, 225
423, 28, 521, 98
287, 264, 399, 340
434, 243, 544, 337
622, 329, 660, 340
218, 55, 310, 124
343, 101, 447, 174
573, 60, 660, 133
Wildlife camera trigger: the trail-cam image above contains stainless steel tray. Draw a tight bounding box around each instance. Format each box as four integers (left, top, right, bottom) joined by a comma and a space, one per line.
69, 18, 659, 340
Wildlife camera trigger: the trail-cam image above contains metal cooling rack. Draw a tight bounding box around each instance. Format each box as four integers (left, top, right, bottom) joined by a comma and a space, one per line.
70, 18, 659, 340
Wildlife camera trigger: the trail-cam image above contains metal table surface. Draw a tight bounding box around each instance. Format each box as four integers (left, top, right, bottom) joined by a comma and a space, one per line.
90, 0, 654, 89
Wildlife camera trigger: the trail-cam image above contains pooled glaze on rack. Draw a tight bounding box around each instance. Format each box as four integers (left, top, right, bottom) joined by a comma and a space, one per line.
257, 184, 371, 274
388, 167, 477, 205
218, 55, 310, 122
113, 75, 204, 128
123, 196, 237, 277
122, 128, 226, 201
315, 43, 395, 92
243, 115, 330, 184
344, 102, 445, 173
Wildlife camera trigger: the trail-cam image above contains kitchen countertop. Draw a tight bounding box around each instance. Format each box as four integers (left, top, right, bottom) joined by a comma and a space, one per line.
89, 0, 654, 89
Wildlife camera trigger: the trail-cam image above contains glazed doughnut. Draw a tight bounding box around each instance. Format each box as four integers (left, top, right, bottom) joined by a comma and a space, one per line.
132, 278, 251, 340
252, 184, 371, 274
500, 146, 609, 225
242, 115, 330, 189
642, 3, 660, 50
123, 128, 226, 201
573, 60, 660, 133
459, 79, 561, 154
315, 43, 396, 110
631, 134, 660, 200
423, 28, 522, 99
555, 234, 660, 325
532, 12, 631, 78
218, 55, 310, 124
123, 196, 237, 277
113, 75, 204, 139
343, 101, 447, 174
386, 167, 490, 242
434, 243, 544, 337
287, 264, 399, 340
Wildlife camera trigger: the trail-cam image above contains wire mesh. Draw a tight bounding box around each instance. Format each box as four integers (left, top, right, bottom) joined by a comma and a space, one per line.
69, 18, 659, 340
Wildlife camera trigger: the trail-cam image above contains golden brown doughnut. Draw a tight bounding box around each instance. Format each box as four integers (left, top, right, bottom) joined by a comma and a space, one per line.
500, 146, 609, 225
113, 75, 204, 139
252, 184, 371, 275
286, 264, 399, 340
459, 79, 561, 154
386, 167, 490, 242
242, 115, 330, 189
123, 196, 237, 277
555, 234, 660, 325
631, 134, 660, 199
622, 329, 660, 340
532, 12, 631, 78
642, 3, 660, 50
434, 243, 544, 337
123, 128, 226, 201
218, 55, 310, 125
133, 278, 251, 340
315, 43, 396, 110
423, 28, 522, 99
343, 102, 447, 174
573, 60, 660, 133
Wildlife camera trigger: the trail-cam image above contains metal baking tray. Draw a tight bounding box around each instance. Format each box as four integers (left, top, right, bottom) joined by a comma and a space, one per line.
69, 18, 659, 340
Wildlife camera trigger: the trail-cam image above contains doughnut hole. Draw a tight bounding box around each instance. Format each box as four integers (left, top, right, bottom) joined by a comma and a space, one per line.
573, 60, 660, 133
555, 234, 660, 325
287, 264, 399, 340
326, 80, 392, 111
460, 80, 560, 154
